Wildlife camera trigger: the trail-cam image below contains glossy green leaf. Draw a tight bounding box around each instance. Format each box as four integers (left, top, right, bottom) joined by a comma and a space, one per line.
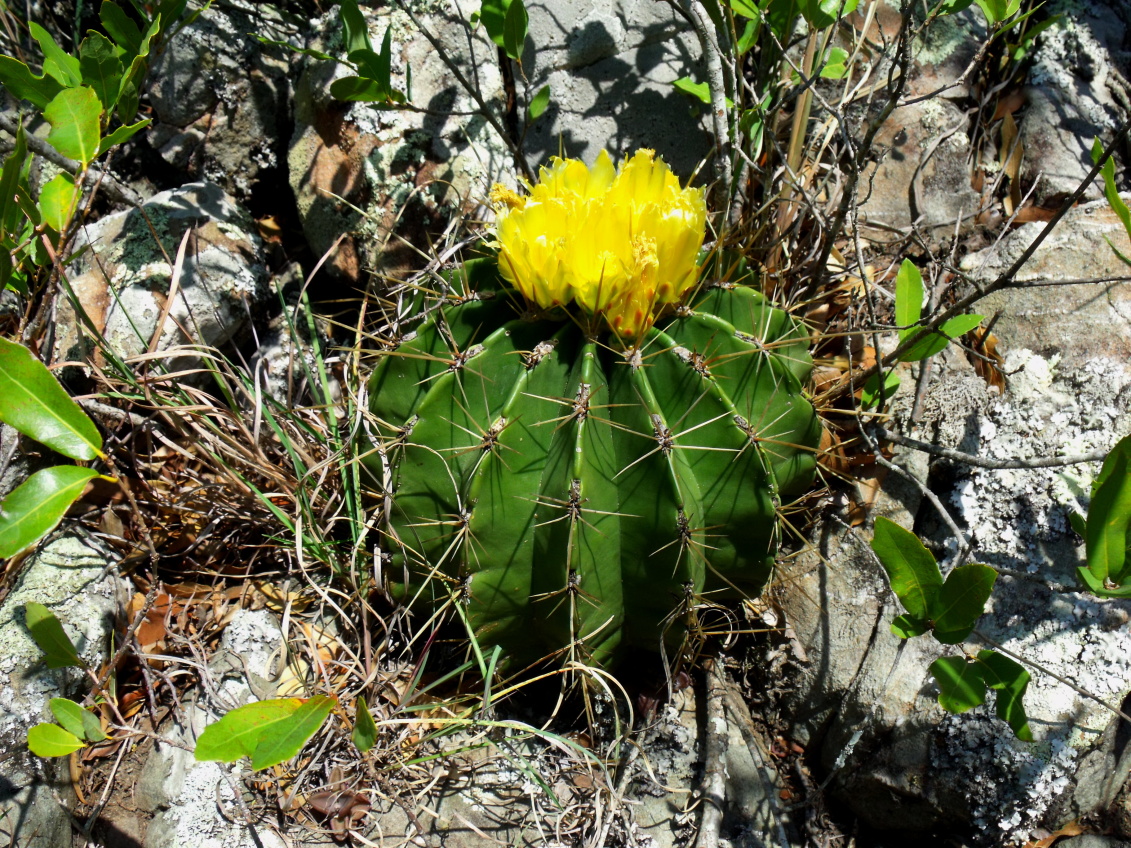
0, 124, 29, 238
249, 695, 336, 770
977, 650, 1033, 741
891, 613, 931, 639
527, 84, 551, 122
80, 706, 106, 742
860, 369, 900, 409
196, 696, 336, 768
871, 516, 942, 621
49, 698, 87, 739
24, 601, 85, 669
352, 696, 377, 753
0, 336, 102, 459
479, 0, 510, 48
930, 656, 987, 713
800, 0, 858, 29
100, 1, 143, 55
44, 88, 103, 167
29, 23, 82, 87
96, 119, 151, 156
79, 32, 124, 111
1077, 564, 1131, 598
673, 77, 735, 108
27, 723, 84, 757
974, 0, 1021, 23
894, 259, 923, 329
937, 0, 976, 12
114, 15, 160, 124
733, 19, 757, 54
503, 0, 528, 62
1069, 511, 1087, 537
256, 36, 336, 63
339, 0, 372, 55
899, 313, 984, 362
0, 56, 65, 109
330, 75, 404, 103
820, 46, 849, 79
930, 563, 996, 644
1092, 138, 1131, 267
195, 698, 303, 762
1083, 435, 1131, 589
0, 467, 100, 558
39, 173, 80, 232
731, 0, 761, 17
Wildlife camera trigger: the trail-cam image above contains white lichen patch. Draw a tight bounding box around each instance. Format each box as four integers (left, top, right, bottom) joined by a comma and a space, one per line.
931, 350, 1131, 844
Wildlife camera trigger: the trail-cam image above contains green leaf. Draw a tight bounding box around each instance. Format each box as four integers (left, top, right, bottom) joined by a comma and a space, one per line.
891, 613, 931, 639
29, 23, 83, 87
977, 650, 1033, 741
503, 0, 528, 62
81, 706, 107, 741
339, 0, 372, 55
0, 467, 101, 559
330, 76, 401, 103
736, 19, 759, 55
256, 36, 337, 63
870, 516, 943, 620
820, 46, 849, 79
479, 0, 510, 48
114, 14, 160, 124
27, 723, 84, 757
24, 601, 85, 669
44, 88, 103, 167
800, 0, 858, 29
39, 173, 81, 232
196, 696, 336, 768
1092, 138, 1131, 248
731, 0, 761, 17
0, 56, 65, 109
195, 699, 304, 762
899, 313, 984, 362
352, 696, 377, 753
96, 118, 150, 156
1083, 435, 1131, 588
1077, 564, 1131, 598
673, 77, 735, 109
100, 1, 143, 55
0, 336, 103, 459
79, 32, 124, 111
930, 563, 997, 644
860, 369, 900, 409
49, 698, 87, 739
937, 0, 976, 12
1068, 511, 1087, 537
0, 123, 29, 239
974, 0, 1021, 24
894, 259, 923, 330
249, 695, 336, 770
930, 656, 987, 713
527, 84, 551, 122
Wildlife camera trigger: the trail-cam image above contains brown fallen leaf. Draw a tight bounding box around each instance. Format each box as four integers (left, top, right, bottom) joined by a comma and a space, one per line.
1023, 821, 1084, 848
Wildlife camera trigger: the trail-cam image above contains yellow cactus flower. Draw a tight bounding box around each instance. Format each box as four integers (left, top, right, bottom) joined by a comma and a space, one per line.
491, 149, 707, 340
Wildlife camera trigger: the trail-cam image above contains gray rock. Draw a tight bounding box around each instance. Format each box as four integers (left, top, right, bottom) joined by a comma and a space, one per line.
857, 97, 983, 235
959, 195, 1131, 361
1016, 0, 1128, 207
773, 344, 1131, 843
0, 532, 125, 848
1060, 837, 1131, 848
521, 0, 712, 179
289, 3, 511, 281
288, 0, 714, 283
55, 182, 269, 376
137, 608, 288, 848
146, 1, 296, 199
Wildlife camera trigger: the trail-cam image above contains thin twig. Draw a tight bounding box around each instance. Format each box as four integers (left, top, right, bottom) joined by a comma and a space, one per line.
695, 658, 728, 848
878, 428, 1109, 470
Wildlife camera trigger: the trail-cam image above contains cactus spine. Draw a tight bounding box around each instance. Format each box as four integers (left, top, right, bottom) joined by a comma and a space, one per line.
366, 256, 819, 671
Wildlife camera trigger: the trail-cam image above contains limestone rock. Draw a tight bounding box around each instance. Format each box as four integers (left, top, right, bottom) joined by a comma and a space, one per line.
0, 532, 125, 848
55, 182, 269, 375
146, 1, 296, 199
959, 195, 1131, 361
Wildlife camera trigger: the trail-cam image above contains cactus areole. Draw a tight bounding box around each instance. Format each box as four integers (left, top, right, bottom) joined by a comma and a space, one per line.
366, 151, 820, 671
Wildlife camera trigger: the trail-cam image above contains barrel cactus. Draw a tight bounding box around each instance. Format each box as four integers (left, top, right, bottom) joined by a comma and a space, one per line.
366, 150, 820, 671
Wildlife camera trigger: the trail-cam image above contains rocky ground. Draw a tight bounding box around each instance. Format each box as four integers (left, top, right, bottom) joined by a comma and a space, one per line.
2, 0, 1131, 847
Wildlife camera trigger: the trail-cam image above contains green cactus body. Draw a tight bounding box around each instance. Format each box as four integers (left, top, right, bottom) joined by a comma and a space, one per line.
366, 257, 820, 670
